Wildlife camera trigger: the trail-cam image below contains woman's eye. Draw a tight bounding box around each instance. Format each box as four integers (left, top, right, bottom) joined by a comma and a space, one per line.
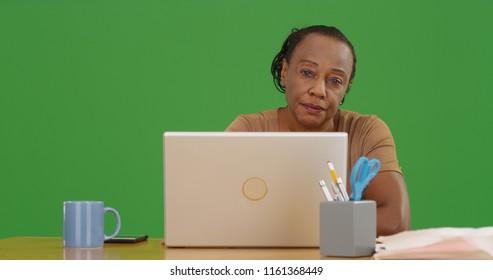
300, 69, 314, 77
329, 77, 343, 86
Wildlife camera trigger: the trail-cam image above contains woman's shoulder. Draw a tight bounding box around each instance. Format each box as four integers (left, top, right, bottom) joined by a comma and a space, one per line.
338, 109, 387, 132
338, 109, 378, 121
225, 108, 279, 132
244, 108, 279, 120
339, 110, 401, 174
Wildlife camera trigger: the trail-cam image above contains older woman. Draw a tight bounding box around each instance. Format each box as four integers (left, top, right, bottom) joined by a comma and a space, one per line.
226, 25, 410, 236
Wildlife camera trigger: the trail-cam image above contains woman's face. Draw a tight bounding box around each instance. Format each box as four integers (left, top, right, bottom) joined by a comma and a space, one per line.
281, 33, 354, 131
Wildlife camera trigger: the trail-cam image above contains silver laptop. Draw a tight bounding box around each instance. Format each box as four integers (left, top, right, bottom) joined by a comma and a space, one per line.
163, 132, 347, 247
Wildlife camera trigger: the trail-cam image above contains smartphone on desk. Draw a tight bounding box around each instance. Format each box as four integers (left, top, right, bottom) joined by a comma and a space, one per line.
105, 234, 148, 243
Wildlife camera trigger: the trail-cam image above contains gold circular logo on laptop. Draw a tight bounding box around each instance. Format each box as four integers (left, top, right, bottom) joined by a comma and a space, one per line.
242, 177, 268, 201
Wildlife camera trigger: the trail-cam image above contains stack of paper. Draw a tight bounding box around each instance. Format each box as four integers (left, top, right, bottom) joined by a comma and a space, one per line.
373, 227, 493, 260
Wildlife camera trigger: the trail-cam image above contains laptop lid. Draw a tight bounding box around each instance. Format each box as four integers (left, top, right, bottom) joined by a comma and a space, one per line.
164, 132, 348, 247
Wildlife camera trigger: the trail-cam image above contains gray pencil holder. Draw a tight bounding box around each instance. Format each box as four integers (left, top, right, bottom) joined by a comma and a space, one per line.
320, 200, 376, 257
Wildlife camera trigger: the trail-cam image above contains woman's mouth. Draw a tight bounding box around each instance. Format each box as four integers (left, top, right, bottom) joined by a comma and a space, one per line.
302, 103, 325, 113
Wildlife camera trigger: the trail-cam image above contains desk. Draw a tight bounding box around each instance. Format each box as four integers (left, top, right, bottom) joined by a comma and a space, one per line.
0, 237, 369, 260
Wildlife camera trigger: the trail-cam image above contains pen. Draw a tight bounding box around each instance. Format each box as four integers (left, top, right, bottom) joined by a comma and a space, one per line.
318, 180, 333, 201
337, 178, 350, 201
330, 181, 344, 201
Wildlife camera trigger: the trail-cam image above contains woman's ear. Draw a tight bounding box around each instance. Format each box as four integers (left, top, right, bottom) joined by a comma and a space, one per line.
280, 59, 288, 88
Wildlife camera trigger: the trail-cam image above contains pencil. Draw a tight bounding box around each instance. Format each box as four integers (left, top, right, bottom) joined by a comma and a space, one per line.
327, 161, 339, 186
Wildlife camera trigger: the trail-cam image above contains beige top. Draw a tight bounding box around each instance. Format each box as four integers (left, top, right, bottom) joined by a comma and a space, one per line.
226, 108, 402, 179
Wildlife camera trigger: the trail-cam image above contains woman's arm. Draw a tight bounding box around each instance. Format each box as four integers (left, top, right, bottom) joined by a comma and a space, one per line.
363, 170, 410, 236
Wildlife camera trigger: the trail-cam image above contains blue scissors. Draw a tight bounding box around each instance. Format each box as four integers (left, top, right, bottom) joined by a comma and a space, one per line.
350, 156, 380, 201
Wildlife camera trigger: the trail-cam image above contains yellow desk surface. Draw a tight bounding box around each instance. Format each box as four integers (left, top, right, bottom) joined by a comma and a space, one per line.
0, 237, 368, 260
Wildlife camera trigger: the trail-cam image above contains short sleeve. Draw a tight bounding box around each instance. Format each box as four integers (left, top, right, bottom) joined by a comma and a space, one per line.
354, 115, 402, 174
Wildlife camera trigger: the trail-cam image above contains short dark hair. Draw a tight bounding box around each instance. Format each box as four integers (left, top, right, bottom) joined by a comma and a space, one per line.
271, 25, 357, 93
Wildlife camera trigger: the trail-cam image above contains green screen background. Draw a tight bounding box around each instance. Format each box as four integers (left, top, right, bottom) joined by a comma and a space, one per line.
1, 0, 492, 239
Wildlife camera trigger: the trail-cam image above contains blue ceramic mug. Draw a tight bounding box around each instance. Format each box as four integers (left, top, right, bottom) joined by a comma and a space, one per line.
63, 201, 121, 248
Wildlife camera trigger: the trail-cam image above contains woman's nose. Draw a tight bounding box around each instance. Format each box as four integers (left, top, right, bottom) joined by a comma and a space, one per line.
309, 78, 327, 98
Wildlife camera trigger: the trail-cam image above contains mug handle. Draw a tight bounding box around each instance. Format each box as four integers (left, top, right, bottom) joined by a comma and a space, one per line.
103, 207, 121, 240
